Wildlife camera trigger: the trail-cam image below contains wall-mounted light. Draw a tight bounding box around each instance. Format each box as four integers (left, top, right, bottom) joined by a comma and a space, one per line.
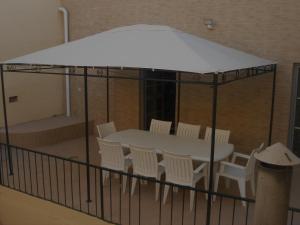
204, 19, 216, 30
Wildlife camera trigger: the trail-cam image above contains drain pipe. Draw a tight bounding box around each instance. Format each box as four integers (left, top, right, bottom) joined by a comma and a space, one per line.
58, 7, 71, 117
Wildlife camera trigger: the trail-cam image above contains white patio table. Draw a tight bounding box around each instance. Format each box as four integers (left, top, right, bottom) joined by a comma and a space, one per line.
104, 129, 234, 162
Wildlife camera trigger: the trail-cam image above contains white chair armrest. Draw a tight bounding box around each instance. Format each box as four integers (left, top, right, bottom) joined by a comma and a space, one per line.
231, 152, 250, 163
125, 153, 132, 159
158, 160, 165, 167
194, 163, 208, 174
220, 161, 246, 170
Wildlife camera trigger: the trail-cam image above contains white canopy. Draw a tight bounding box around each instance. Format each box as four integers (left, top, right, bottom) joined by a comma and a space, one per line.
3, 24, 274, 74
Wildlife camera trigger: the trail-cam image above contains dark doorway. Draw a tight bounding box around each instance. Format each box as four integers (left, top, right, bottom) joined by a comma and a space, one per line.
140, 70, 176, 132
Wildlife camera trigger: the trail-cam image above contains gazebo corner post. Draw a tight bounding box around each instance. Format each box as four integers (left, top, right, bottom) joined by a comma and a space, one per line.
0, 64, 13, 177
106, 67, 110, 123
205, 73, 219, 225
268, 64, 277, 146
83, 66, 91, 202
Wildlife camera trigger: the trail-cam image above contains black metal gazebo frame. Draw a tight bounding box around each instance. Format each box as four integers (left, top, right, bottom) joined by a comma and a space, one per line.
0, 62, 276, 225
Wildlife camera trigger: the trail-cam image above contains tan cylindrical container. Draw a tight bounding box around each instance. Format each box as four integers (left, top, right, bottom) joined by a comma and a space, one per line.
253, 164, 291, 225
253, 143, 300, 225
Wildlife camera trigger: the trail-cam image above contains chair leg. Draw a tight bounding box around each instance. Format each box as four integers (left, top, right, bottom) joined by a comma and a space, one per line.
250, 175, 256, 196
213, 174, 220, 201
155, 171, 163, 201
122, 175, 127, 193
190, 190, 195, 211
223, 158, 230, 189
204, 174, 208, 200
204, 174, 208, 190
163, 185, 170, 204
131, 177, 137, 196
237, 179, 246, 207
155, 183, 160, 201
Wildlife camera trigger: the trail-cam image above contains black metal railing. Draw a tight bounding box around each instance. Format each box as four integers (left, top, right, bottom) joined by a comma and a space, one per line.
0, 143, 298, 225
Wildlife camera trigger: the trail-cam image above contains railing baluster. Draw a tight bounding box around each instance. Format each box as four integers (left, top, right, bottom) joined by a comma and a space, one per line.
48, 156, 52, 201
78, 164, 82, 211
70, 161, 74, 208
159, 182, 162, 225
41, 155, 46, 198
129, 175, 132, 225
193, 191, 198, 225
16, 148, 20, 190
181, 188, 185, 225
4, 145, 10, 187
245, 201, 249, 225
232, 199, 236, 225
99, 168, 104, 218
218, 196, 223, 225
109, 171, 112, 221
0, 145, 4, 185
95, 168, 98, 217
34, 152, 38, 195
1, 145, 7, 186
11, 147, 15, 188
27, 151, 32, 194
21, 150, 26, 192
138, 177, 141, 225
63, 160, 66, 206
55, 158, 59, 203
87, 164, 90, 214
119, 172, 122, 224
291, 210, 294, 225
171, 185, 174, 225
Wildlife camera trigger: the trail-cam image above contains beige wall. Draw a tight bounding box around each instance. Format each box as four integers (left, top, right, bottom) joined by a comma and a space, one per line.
0, 186, 109, 225
62, 0, 300, 153
0, 0, 65, 126
70, 68, 140, 133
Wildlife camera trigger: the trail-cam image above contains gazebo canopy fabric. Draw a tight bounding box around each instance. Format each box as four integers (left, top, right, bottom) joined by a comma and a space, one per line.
3, 24, 274, 74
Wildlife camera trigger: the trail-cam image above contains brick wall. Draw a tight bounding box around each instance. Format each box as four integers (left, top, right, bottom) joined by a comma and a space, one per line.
62, 0, 300, 153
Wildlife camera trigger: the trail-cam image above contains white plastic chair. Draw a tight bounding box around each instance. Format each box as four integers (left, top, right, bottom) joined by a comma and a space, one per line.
97, 121, 116, 138
214, 143, 264, 206
204, 127, 230, 144
97, 138, 131, 193
149, 119, 172, 135
176, 122, 201, 139
129, 145, 164, 200
162, 152, 208, 210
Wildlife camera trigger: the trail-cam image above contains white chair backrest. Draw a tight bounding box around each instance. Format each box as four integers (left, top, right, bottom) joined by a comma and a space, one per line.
176, 122, 200, 139
204, 127, 230, 144
130, 145, 158, 178
97, 121, 116, 138
163, 151, 194, 186
246, 143, 264, 176
97, 138, 124, 171
150, 119, 172, 135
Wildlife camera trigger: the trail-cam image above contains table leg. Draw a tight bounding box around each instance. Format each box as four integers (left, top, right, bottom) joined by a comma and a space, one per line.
208, 162, 219, 188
